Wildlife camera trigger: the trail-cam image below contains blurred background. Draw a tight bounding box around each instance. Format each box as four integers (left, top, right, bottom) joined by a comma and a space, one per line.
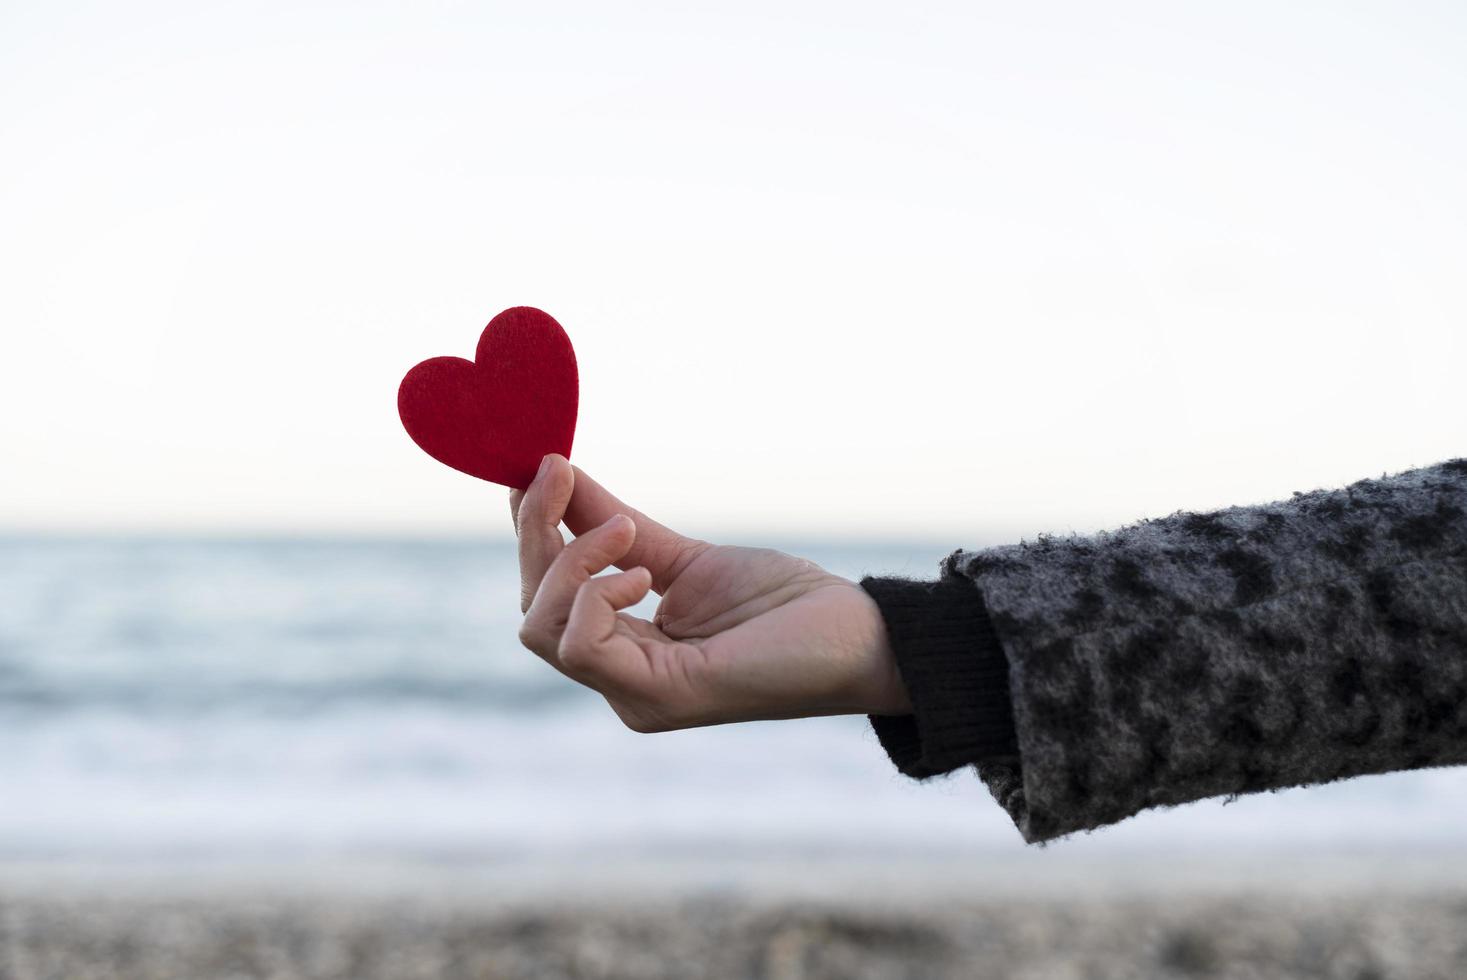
3, 1, 1466, 977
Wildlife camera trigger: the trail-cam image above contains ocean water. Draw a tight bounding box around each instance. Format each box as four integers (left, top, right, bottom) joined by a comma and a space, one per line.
1, 536, 1465, 866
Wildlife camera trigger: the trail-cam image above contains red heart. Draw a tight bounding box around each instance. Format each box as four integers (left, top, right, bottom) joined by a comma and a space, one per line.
397, 306, 578, 490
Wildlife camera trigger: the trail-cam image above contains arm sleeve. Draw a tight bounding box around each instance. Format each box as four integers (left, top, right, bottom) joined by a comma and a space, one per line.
944, 457, 1467, 844
860, 574, 1018, 777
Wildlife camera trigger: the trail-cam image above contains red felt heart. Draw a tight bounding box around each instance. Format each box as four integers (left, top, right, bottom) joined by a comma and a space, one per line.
397, 306, 578, 490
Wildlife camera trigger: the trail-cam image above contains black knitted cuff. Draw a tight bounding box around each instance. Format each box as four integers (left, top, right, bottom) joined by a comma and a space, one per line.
862, 573, 1018, 778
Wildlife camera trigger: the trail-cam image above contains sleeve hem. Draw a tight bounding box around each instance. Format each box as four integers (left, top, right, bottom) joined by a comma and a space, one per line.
861, 573, 1018, 777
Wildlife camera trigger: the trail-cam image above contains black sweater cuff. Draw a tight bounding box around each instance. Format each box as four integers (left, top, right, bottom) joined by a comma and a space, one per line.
861, 573, 1018, 777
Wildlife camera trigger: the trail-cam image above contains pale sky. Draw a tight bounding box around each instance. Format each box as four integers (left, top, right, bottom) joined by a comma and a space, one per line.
3, 1, 1464, 543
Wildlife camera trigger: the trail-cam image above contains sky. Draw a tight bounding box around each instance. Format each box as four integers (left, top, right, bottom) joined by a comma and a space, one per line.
2, 1, 1464, 543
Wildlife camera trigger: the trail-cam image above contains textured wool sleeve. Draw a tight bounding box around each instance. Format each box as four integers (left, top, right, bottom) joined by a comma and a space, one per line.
945, 457, 1467, 844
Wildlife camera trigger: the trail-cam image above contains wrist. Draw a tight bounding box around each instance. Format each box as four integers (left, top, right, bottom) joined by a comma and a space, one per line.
851, 584, 913, 715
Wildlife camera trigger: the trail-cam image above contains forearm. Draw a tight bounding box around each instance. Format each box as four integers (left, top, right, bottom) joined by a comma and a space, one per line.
871, 458, 1467, 844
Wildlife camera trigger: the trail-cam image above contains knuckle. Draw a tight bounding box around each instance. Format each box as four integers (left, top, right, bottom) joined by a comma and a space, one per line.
517, 621, 547, 651
615, 698, 678, 734
558, 639, 594, 674
622, 714, 668, 735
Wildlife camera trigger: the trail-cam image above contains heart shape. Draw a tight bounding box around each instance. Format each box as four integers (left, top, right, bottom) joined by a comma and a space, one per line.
397, 306, 578, 489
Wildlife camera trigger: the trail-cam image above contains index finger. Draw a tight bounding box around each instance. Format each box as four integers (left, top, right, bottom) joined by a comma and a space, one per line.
563, 465, 708, 592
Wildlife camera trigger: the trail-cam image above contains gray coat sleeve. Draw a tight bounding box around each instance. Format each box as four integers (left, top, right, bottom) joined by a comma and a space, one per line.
949, 458, 1467, 844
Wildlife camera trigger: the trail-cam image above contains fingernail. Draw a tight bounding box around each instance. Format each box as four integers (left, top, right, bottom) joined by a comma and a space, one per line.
536, 455, 553, 481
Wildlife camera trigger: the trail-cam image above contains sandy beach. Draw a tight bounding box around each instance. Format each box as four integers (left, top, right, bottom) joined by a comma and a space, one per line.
4, 887, 1467, 979
3, 854, 1465, 979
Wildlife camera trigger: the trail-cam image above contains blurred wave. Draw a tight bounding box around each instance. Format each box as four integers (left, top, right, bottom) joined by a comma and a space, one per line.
1, 536, 1465, 864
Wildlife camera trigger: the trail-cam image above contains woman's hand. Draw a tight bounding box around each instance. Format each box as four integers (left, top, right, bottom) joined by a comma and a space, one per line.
510, 454, 912, 732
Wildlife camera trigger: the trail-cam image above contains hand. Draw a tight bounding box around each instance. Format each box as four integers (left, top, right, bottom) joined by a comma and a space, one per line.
509, 454, 912, 732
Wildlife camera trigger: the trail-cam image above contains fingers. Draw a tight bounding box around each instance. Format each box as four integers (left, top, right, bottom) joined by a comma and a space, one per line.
515, 454, 574, 613
560, 566, 654, 679
518, 512, 638, 666
563, 465, 708, 592
524, 513, 637, 630
512, 454, 710, 721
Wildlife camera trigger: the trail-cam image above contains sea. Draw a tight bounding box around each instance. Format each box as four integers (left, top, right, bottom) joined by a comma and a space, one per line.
3, 536, 1466, 876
